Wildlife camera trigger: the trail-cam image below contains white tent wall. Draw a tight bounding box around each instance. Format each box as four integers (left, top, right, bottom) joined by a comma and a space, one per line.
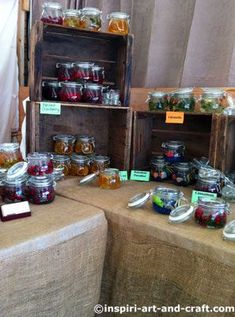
0, 0, 19, 142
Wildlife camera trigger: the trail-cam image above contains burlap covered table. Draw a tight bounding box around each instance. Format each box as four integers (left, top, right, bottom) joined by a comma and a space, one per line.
0, 195, 107, 317
56, 178, 235, 317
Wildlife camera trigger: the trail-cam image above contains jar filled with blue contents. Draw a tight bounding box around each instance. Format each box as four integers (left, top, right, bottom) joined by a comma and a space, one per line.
152, 187, 184, 215
150, 156, 171, 181
161, 141, 185, 163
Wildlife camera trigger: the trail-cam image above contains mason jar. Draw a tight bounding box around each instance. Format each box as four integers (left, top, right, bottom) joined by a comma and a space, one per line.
79, 7, 102, 31
147, 91, 169, 111
0, 143, 22, 169
56, 63, 74, 81
52, 154, 71, 176
72, 62, 94, 82
92, 66, 105, 84
27, 152, 53, 176
169, 88, 195, 112
27, 175, 55, 204
161, 141, 185, 164
98, 168, 121, 189
107, 12, 130, 35
195, 168, 221, 196
199, 88, 227, 113
42, 81, 61, 101
172, 162, 195, 186
74, 135, 95, 155
152, 187, 184, 215
58, 82, 83, 102
90, 155, 110, 173
150, 157, 171, 181
53, 134, 76, 155
83, 83, 103, 103
2, 176, 28, 203
69, 154, 90, 176
41, 2, 63, 25
63, 9, 80, 28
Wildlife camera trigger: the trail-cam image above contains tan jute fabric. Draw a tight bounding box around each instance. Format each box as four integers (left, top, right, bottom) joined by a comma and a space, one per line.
0, 195, 107, 317
56, 178, 235, 317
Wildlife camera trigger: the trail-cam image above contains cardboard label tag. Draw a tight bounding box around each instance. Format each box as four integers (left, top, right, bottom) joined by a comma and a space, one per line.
191, 190, 217, 203
165, 111, 184, 124
119, 171, 128, 181
40, 102, 61, 115
130, 170, 150, 182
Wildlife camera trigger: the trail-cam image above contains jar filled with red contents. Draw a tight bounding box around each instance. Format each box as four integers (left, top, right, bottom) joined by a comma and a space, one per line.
72, 62, 94, 82
27, 153, 53, 176
59, 82, 83, 102
42, 81, 61, 101
56, 63, 73, 81
27, 175, 55, 204
92, 66, 105, 84
53, 134, 76, 155
83, 83, 103, 103
41, 2, 63, 25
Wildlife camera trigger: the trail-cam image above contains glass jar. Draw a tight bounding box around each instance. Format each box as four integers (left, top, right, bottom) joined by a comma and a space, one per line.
70, 154, 90, 176
169, 88, 195, 112
42, 81, 61, 101
192, 157, 210, 179
72, 62, 94, 82
52, 154, 71, 176
2, 176, 28, 203
194, 198, 230, 228
0, 143, 22, 169
41, 2, 63, 25
27, 175, 55, 204
152, 187, 184, 215
102, 89, 121, 106
147, 91, 169, 111
98, 168, 121, 189
150, 157, 171, 181
79, 7, 102, 31
83, 83, 103, 103
59, 82, 83, 102
56, 63, 73, 81
90, 155, 110, 173
27, 152, 53, 176
161, 141, 185, 164
63, 9, 80, 28
107, 12, 130, 35
92, 66, 105, 84
195, 176, 221, 196
200, 88, 227, 113
172, 162, 195, 186
74, 135, 95, 155
53, 134, 76, 155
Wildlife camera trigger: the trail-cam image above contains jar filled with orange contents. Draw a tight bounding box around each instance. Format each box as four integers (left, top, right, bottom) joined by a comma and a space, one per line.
69, 154, 90, 176
98, 168, 120, 189
90, 155, 110, 173
74, 135, 95, 155
52, 154, 71, 176
63, 9, 80, 28
107, 12, 130, 35
0, 143, 22, 169
53, 134, 76, 155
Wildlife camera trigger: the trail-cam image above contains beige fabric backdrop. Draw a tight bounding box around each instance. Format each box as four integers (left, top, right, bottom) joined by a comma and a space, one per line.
32, 0, 235, 87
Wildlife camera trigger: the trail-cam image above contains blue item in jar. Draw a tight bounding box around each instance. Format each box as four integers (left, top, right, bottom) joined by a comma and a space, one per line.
152, 194, 177, 215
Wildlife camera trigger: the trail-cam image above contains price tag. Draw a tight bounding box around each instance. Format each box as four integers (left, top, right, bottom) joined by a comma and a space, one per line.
191, 190, 217, 203
165, 111, 184, 124
130, 170, 150, 182
119, 171, 128, 181
1, 201, 31, 221
40, 102, 61, 115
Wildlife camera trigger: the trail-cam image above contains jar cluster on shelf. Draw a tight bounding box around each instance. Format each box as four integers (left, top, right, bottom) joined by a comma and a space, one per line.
41, 3, 130, 35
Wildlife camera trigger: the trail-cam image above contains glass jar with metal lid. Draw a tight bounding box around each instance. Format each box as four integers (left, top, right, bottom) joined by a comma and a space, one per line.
169, 88, 195, 112
74, 135, 95, 155
27, 152, 53, 176
102, 89, 121, 106
56, 63, 73, 81
79, 7, 102, 31
0, 143, 23, 169
199, 88, 227, 113
69, 154, 90, 176
72, 62, 94, 82
63, 9, 80, 28
42, 81, 61, 101
150, 157, 171, 181
92, 65, 105, 84
41, 2, 63, 25
161, 141, 185, 164
90, 155, 110, 173
147, 91, 169, 111
195, 167, 221, 196
192, 157, 210, 179
58, 82, 83, 102
52, 154, 71, 176
172, 162, 195, 186
83, 83, 103, 103
27, 175, 55, 204
98, 168, 120, 189
107, 12, 130, 35
53, 134, 76, 155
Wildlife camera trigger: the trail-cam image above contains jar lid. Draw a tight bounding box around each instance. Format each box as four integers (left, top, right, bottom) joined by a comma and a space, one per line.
149, 91, 167, 98
0, 143, 20, 151
162, 140, 185, 149
198, 197, 229, 210
73, 62, 95, 67
7, 162, 28, 180
63, 9, 80, 16
223, 220, 235, 241
28, 175, 54, 187
77, 135, 95, 142
42, 80, 61, 87
52, 154, 71, 163
172, 88, 194, 97
79, 173, 97, 185
174, 162, 191, 171
202, 88, 225, 97
169, 205, 194, 223
92, 65, 104, 71
198, 167, 221, 179
108, 12, 129, 19
153, 186, 183, 199
82, 7, 102, 15
84, 83, 103, 90
128, 192, 151, 208
56, 62, 73, 68
93, 155, 110, 163
70, 154, 90, 163
101, 168, 119, 175
192, 157, 210, 169
53, 134, 76, 142
42, 2, 62, 9
60, 82, 83, 88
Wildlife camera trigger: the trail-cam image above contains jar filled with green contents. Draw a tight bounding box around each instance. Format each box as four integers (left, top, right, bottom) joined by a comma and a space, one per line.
147, 91, 169, 111
0, 143, 23, 169
169, 88, 195, 112
199, 88, 227, 113
79, 7, 102, 31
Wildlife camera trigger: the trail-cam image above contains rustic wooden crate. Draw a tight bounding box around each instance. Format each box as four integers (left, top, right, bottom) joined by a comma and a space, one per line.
30, 21, 133, 106
26, 102, 132, 170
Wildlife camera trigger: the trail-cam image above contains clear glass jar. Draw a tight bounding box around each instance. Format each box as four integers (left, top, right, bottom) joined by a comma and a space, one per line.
83, 83, 103, 103
102, 89, 121, 106
27, 175, 55, 204
2, 176, 28, 203
42, 81, 61, 101
195, 176, 221, 196
172, 162, 195, 186
147, 91, 169, 111
152, 187, 184, 215
72, 62, 94, 82
90, 155, 110, 173
169, 88, 195, 112
161, 141, 185, 164
98, 168, 120, 189
0, 143, 22, 169
53, 134, 76, 155
58, 82, 83, 102
200, 88, 227, 113
79, 7, 102, 31
192, 157, 210, 179
63, 9, 80, 28
74, 135, 95, 155
41, 2, 63, 25
27, 152, 53, 176
194, 198, 230, 228
222, 184, 235, 202
92, 66, 105, 84
70, 154, 90, 176
56, 63, 73, 81
52, 154, 71, 176
150, 157, 171, 181
107, 12, 130, 35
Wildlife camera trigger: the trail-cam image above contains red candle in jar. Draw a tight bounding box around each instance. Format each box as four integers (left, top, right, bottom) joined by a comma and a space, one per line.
83, 83, 103, 103
59, 82, 83, 102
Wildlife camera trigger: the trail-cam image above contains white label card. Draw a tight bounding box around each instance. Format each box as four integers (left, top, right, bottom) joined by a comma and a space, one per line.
1, 201, 31, 217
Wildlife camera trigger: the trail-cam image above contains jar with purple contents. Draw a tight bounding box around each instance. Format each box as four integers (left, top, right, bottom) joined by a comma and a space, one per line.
41, 2, 63, 25
42, 81, 61, 101
72, 62, 94, 82
27, 175, 55, 204
161, 141, 185, 164
83, 83, 103, 103
150, 157, 171, 181
56, 63, 73, 81
58, 82, 83, 102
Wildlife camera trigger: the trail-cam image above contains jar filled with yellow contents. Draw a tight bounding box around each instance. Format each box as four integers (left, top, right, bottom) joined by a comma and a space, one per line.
79, 7, 102, 31
63, 9, 80, 28
74, 135, 95, 155
52, 154, 71, 176
107, 12, 130, 35
0, 143, 23, 169
98, 168, 120, 189
90, 155, 110, 173
53, 134, 76, 155
69, 154, 90, 176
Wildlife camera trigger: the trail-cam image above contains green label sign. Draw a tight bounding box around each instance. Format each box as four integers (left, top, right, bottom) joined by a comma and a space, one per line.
191, 190, 217, 203
130, 170, 150, 182
119, 171, 128, 181
40, 102, 61, 115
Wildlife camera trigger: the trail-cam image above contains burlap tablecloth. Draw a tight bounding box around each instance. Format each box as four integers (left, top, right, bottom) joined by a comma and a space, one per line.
0, 195, 107, 317
56, 178, 235, 317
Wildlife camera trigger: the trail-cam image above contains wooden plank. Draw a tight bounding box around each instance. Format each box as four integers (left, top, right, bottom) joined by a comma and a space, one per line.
21, 0, 29, 11
34, 101, 129, 110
